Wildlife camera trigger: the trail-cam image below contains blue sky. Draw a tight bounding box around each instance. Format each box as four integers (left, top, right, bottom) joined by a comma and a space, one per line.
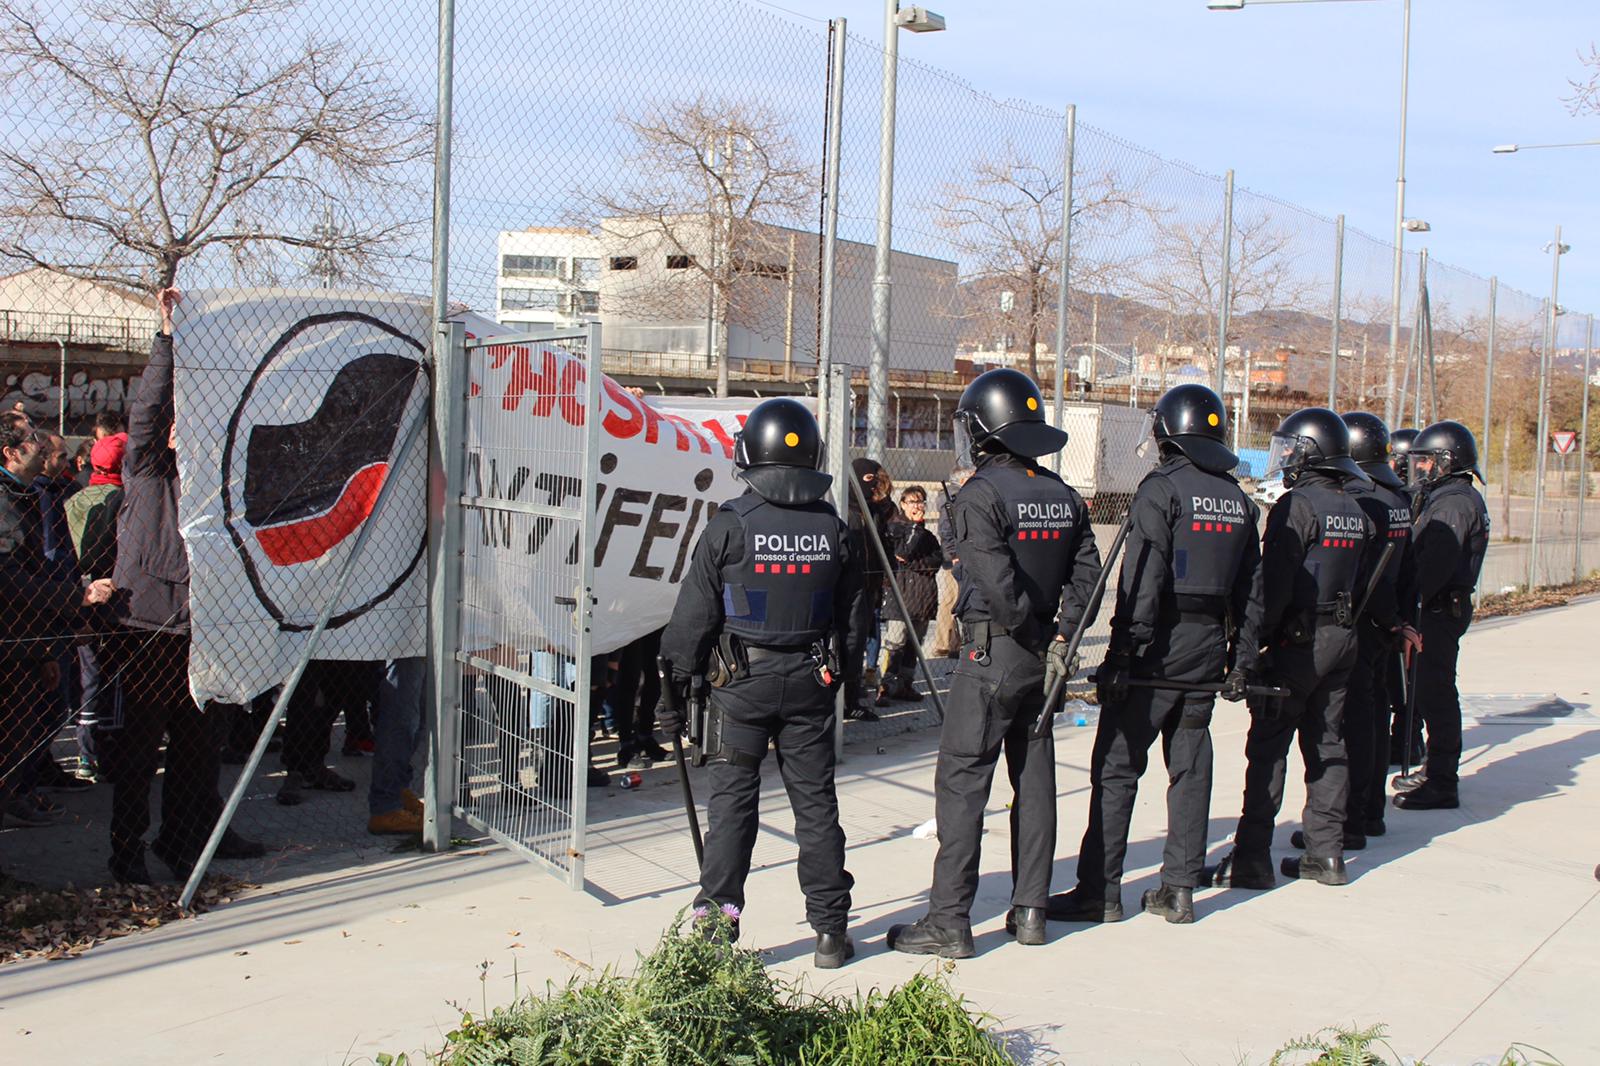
766, 0, 1598, 325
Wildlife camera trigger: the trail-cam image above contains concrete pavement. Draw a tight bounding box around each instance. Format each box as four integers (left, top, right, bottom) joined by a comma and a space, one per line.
3, 599, 1597, 1065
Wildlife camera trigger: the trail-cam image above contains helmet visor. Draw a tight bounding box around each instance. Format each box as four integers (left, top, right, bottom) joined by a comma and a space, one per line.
953, 414, 980, 469
1407, 449, 1449, 488
1265, 433, 1311, 480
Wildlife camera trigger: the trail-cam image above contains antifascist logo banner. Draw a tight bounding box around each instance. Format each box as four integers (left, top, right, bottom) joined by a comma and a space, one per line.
178, 290, 432, 705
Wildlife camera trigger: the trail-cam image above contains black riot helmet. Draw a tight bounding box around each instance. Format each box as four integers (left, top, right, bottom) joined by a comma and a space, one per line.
1388, 427, 1418, 475
1342, 410, 1405, 491
1267, 406, 1368, 486
953, 368, 1068, 464
1409, 419, 1483, 486
1152, 384, 1237, 474
733, 397, 832, 504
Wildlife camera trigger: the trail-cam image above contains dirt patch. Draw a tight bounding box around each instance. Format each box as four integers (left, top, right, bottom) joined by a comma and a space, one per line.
1476, 577, 1600, 619
1, 874, 252, 964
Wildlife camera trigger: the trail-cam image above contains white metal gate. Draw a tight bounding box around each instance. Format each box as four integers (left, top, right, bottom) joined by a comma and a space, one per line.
441, 323, 602, 887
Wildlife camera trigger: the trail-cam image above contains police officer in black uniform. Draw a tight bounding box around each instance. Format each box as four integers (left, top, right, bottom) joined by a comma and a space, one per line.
657, 397, 864, 969
1206, 408, 1379, 890
1333, 412, 1420, 844
1384, 426, 1423, 765
1047, 385, 1259, 927
1392, 420, 1490, 811
889, 369, 1101, 958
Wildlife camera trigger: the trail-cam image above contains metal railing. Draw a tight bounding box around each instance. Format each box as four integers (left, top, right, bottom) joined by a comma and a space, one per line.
0, 308, 156, 350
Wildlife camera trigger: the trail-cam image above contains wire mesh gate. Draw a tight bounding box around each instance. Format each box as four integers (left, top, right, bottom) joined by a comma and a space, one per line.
444, 323, 603, 888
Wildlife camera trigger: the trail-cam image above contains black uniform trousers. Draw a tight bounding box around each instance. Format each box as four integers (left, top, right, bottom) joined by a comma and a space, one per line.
929, 632, 1054, 927
1343, 624, 1392, 827
1234, 628, 1357, 861
97, 630, 223, 868
1418, 600, 1471, 788
1076, 619, 1224, 900
696, 648, 853, 934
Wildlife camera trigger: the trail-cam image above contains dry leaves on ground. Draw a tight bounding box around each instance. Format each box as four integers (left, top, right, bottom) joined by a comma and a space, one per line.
0, 875, 253, 964
1477, 577, 1600, 619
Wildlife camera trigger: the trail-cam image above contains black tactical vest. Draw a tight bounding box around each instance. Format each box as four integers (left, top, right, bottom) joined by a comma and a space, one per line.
1150, 461, 1254, 599
1417, 476, 1490, 593
718, 492, 845, 646
1362, 480, 1412, 586
956, 457, 1084, 628
1294, 479, 1370, 608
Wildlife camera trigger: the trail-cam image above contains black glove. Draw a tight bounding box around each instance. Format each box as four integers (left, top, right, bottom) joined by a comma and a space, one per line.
1096, 652, 1130, 707
1042, 639, 1078, 699
1220, 667, 1249, 702
656, 660, 691, 737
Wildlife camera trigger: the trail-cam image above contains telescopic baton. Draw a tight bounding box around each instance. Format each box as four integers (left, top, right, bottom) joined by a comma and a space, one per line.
1087, 674, 1289, 700
1031, 512, 1132, 740
1352, 541, 1397, 625
658, 656, 704, 867
1399, 651, 1419, 779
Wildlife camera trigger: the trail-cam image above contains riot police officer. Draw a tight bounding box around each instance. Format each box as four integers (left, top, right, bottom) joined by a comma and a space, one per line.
1392, 420, 1490, 810
657, 397, 864, 969
889, 369, 1102, 958
1331, 412, 1419, 845
1206, 408, 1379, 890
1048, 385, 1259, 926
1385, 425, 1423, 765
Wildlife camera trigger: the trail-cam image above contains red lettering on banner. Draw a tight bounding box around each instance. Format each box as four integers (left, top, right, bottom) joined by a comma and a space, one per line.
663, 413, 713, 453
503, 347, 558, 415
602, 378, 644, 439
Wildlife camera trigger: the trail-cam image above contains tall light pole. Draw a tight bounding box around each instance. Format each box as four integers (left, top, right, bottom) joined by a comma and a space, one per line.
1206, 0, 1413, 425
869, 3, 945, 459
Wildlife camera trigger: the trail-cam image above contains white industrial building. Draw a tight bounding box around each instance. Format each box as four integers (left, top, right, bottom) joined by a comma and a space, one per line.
494, 218, 958, 373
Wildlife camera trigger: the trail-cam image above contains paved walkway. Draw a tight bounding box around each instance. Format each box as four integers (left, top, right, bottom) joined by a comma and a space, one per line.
4, 600, 1598, 1065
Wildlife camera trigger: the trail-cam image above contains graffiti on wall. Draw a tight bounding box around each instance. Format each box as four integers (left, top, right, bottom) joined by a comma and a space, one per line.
2, 367, 142, 422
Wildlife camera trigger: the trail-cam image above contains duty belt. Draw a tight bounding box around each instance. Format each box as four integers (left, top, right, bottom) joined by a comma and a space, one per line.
1171, 594, 1227, 625
743, 643, 812, 668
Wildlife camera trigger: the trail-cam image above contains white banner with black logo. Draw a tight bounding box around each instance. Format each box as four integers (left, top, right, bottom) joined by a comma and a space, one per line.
174, 294, 782, 704
176, 289, 433, 705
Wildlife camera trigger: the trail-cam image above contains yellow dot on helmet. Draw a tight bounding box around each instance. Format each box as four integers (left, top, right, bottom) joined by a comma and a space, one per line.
784, 431, 800, 447
1026, 397, 1038, 411
1207, 413, 1220, 427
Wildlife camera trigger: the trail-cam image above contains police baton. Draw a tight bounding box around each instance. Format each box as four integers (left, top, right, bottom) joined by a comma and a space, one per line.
1399, 650, 1420, 779
1031, 512, 1132, 740
1087, 673, 1289, 701
658, 656, 704, 867
1351, 541, 1397, 626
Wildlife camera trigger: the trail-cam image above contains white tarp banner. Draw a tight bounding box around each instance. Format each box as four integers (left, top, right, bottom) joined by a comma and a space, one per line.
175, 294, 777, 703
454, 313, 761, 660
176, 289, 433, 704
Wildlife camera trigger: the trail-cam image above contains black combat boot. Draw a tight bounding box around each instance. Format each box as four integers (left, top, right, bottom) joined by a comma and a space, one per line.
814, 932, 855, 969
887, 917, 974, 959
1391, 769, 1427, 793
1140, 884, 1195, 924
1290, 829, 1366, 852
1282, 854, 1348, 885
1363, 817, 1387, 837
1045, 886, 1123, 922
1203, 850, 1275, 890
1393, 780, 1459, 810
1004, 906, 1047, 945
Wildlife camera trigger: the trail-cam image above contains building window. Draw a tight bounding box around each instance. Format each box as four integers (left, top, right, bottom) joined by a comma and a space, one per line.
609, 256, 638, 271
501, 287, 559, 311
734, 258, 787, 278
666, 254, 695, 270
572, 257, 601, 282
502, 254, 559, 278
572, 291, 600, 315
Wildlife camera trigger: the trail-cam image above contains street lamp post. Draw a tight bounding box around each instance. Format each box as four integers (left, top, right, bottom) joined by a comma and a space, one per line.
1492, 140, 1600, 154
868, 3, 945, 459
1206, 0, 1412, 427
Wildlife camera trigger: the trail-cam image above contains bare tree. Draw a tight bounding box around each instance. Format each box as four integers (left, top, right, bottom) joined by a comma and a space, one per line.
592, 98, 816, 396
1566, 43, 1600, 117
0, 0, 432, 293
1135, 209, 1316, 387
934, 152, 1141, 382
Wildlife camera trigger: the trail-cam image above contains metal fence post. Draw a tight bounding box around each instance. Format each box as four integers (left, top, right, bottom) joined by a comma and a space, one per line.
816, 17, 846, 435
423, 0, 459, 853
868, 0, 899, 458
567, 320, 605, 888
1329, 214, 1344, 409
1481, 275, 1497, 514
1576, 313, 1593, 582
1216, 170, 1234, 401
826, 365, 851, 761
1052, 104, 1076, 475
1531, 227, 1564, 589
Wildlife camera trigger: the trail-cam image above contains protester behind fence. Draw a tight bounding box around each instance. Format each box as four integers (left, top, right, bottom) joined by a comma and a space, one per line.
878, 486, 942, 705
0, 416, 111, 832
928, 466, 972, 658
72, 439, 94, 488
99, 288, 264, 883
64, 431, 128, 780
275, 659, 379, 805
607, 627, 668, 770
367, 657, 427, 835
841, 458, 896, 722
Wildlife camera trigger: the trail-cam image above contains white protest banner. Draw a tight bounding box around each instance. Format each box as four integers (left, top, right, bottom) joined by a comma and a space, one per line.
454, 314, 784, 659
176, 289, 432, 704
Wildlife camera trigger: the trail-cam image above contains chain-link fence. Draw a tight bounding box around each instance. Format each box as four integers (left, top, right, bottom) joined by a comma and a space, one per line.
2, 0, 1596, 907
